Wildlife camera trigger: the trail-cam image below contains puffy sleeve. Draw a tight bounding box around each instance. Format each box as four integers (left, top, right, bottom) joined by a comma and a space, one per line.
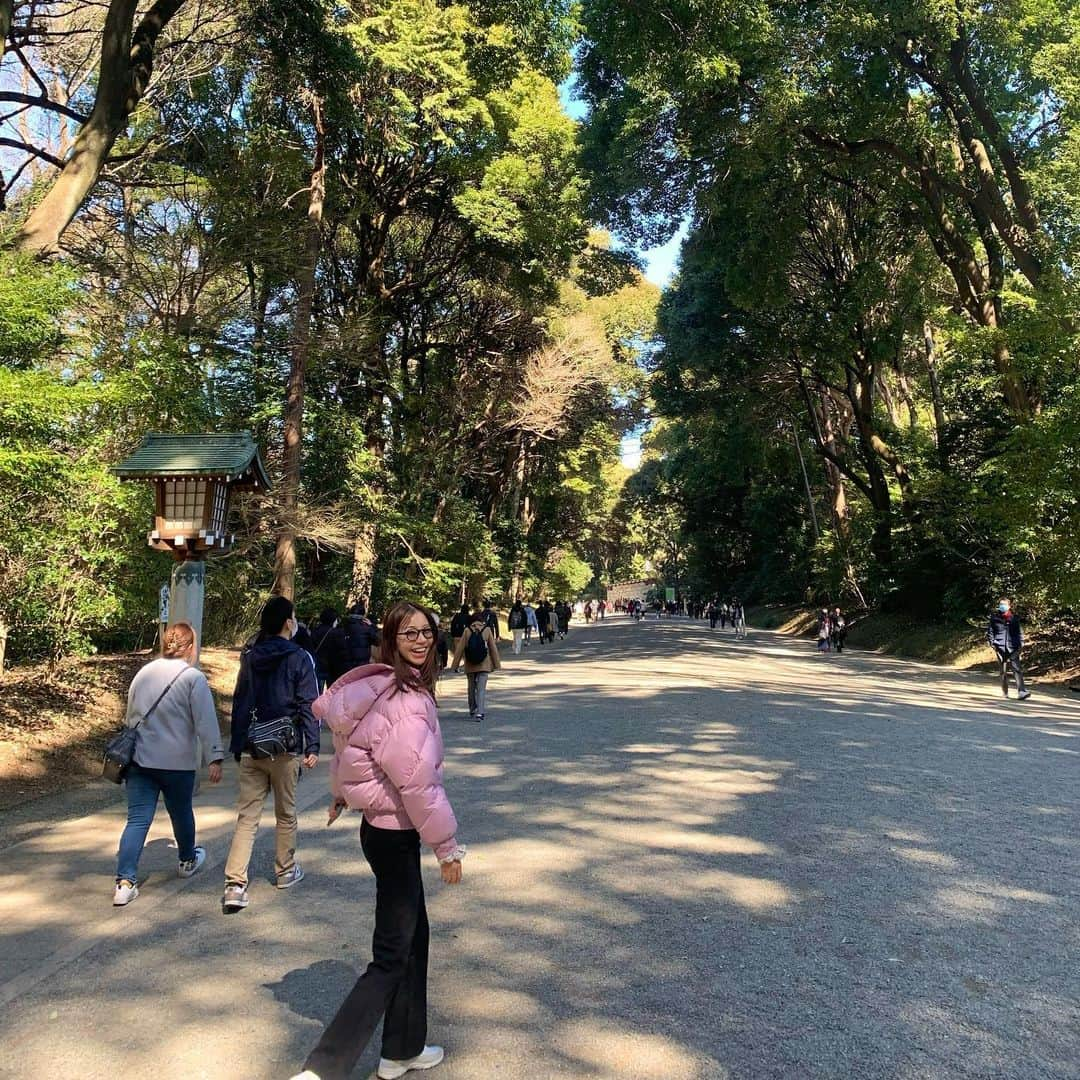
373, 710, 459, 860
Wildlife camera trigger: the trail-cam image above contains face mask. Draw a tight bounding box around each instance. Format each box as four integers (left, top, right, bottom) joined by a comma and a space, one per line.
998, 603, 1009, 614
288, 618, 298, 638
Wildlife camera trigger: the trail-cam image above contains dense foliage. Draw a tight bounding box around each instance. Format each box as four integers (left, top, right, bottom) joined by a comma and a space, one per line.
0, 1, 655, 664
580, 0, 1080, 629
3, 0, 1078, 664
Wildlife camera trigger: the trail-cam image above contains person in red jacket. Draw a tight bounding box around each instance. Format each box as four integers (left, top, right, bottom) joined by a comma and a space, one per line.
293, 601, 464, 1080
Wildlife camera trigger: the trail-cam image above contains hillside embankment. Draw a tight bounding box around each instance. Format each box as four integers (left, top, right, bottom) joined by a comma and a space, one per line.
748, 604, 1079, 682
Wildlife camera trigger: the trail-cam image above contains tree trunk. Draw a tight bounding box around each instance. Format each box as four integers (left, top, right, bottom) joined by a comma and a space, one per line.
272, 96, 325, 600
923, 320, 948, 464
348, 523, 378, 608
0, 1, 12, 67
16, 0, 186, 254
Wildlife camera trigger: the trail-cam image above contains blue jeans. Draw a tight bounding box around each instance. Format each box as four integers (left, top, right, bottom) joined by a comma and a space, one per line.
115, 762, 197, 883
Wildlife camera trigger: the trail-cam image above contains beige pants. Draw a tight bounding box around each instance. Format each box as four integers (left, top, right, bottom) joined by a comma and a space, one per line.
224, 754, 300, 887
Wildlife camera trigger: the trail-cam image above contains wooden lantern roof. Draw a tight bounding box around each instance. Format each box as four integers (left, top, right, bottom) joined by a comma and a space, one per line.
113, 433, 270, 490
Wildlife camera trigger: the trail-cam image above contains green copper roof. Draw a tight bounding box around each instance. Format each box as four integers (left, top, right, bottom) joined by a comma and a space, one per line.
113, 433, 271, 489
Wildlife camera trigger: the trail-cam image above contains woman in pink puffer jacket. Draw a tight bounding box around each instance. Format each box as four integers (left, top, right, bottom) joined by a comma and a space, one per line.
294, 601, 464, 1080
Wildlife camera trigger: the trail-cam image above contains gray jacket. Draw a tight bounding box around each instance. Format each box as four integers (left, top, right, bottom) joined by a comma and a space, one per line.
125, 658, 224, 770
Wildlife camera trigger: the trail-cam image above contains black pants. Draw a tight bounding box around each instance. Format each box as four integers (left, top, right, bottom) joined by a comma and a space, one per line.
304, 821, 429, 1079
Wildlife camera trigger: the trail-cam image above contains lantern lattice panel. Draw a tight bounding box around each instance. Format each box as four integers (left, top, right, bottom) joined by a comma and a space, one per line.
163, 480, 207, 532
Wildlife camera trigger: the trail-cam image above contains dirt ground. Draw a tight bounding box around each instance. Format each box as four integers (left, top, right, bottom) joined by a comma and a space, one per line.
0, 647, 241, 811
1, 612, 1076, 814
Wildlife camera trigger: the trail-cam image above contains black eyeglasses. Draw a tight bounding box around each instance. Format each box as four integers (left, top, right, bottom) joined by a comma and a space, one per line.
397, 627, 435, 643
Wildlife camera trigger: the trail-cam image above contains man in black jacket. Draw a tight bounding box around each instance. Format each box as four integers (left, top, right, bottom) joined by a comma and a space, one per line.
987, 597, 1031, 700
482, 598, 501, 640
450, 602, 470, 656
223, 596, 319, 912
344, 602, 381, 667
309, 608, 350, 689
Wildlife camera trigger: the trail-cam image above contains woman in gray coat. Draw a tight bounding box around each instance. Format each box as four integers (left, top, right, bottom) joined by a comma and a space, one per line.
113, 622, 224, 906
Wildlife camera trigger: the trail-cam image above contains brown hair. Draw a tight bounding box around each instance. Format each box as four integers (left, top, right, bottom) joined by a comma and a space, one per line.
163, 622, 196, 659
381, 601, 439, 699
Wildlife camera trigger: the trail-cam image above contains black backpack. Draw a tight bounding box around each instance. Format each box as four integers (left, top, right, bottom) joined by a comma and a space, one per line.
464, 628, 488, 665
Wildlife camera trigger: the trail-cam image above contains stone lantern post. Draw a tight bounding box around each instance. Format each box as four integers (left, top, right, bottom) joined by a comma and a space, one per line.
113, 433, 270, 661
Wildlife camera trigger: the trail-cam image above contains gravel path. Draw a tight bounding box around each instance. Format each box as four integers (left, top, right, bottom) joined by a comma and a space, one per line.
1, 619, 1077, 1079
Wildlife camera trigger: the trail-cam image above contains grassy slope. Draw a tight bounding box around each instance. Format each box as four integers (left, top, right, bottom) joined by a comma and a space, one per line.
747, 604, 1077, 680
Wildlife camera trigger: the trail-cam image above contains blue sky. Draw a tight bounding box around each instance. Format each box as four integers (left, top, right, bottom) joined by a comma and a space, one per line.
559, 77, 683, 468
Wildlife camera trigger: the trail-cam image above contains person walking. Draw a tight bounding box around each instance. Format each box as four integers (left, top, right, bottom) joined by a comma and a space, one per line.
816, 608, 832, 653
481, 599, 501, 641
830, 606, 847, 654
222, 596, 320, 913
508, 599, 527, 655
345, 602, 382, 668
112, 622, 224, 906
708, 599, 718, 630
310, 608, 350, 690
449, 603, 470, 658
988, 597, 1031, 700
733, 598, 747, 639
537, 599, 553, 643
556, 600, 571, 639
450, 610, 501, 721
524, 600, 539, 644
292, 601, 464, 1080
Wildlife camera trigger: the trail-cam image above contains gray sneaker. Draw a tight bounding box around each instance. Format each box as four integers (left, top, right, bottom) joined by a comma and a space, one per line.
222, 884, 249, 912
1018, 689, 1031, 701
277, 864, 305, 889
178, 845, 207, 878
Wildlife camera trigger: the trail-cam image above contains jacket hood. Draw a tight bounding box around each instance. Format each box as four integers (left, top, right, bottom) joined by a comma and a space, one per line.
248, 635, 303, 672
314, 663, 399, 736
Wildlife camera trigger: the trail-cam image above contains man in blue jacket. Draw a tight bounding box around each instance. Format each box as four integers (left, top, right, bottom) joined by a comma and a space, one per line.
223, 595, 320, 912
987, 597, 1031, 701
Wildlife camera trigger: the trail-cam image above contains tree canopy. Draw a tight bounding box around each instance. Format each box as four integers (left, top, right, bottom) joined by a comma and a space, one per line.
1, 0, 1077, 663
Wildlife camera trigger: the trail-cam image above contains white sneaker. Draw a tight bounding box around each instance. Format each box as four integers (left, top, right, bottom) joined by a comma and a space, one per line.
377, 1046, 444, 1079
113, 879, 139, 906
1018, 690, 1031, 700
178, 845, 207, 878
288, 1072, 321, 1080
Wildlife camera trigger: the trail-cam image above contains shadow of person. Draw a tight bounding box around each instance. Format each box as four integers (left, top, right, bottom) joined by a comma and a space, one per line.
265, 959, 359, 1023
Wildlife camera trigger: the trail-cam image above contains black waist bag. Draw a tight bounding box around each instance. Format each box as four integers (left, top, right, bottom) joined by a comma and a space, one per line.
246, 714, 300, 759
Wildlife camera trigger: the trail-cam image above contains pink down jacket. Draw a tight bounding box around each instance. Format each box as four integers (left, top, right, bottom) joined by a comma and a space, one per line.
314, 664, 459, 861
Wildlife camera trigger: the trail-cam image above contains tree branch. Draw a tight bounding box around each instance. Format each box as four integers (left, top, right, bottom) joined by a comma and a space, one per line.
0, 91, 89, 124
0, 138, 64, 169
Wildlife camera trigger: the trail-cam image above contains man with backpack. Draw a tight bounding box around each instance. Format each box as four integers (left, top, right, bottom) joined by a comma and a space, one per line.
481, 598, 501, 641
450, 611, 501, 721
343, 601, 381, 668
222, 596, 319, 913
508, 598, 527, 654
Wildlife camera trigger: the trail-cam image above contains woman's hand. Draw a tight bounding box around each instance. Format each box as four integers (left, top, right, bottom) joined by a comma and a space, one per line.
208, 761, 223, 784
327, 797, 348, 825
303, 753, 319, 769
441, 860, 462, 885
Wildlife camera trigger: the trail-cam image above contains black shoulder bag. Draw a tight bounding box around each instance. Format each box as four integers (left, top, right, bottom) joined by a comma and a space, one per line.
102, 668, 186, 784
